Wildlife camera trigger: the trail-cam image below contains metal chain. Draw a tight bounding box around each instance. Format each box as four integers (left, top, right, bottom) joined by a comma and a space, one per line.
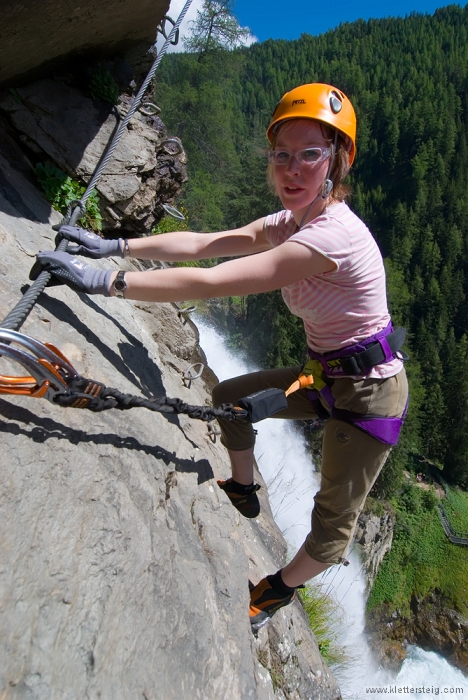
54, 376, 247, 423
0, 0, 193, 332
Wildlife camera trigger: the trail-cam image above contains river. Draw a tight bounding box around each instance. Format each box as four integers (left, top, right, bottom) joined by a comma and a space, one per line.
196, 318, 468, 699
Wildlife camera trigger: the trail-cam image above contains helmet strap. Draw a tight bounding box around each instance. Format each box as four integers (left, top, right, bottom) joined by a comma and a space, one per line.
298, 132, 337, 229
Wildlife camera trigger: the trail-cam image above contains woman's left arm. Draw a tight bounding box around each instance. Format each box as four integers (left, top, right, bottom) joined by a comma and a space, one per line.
109, 241, 336, 301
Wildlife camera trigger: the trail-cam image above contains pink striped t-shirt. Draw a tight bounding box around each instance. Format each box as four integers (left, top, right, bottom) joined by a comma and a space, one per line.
264, 202, 402, 379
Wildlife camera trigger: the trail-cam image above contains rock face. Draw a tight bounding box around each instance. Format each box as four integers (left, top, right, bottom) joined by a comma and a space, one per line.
359, 507, 468, 674
0, 79, 187, 233
354, 509, 395, 589
0, 0, 170, 88
0, 141, 341, 697
367, 592, 468, 674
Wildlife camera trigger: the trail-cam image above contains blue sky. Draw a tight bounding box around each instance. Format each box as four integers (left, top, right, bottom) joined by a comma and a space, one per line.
161, 0, 462, 51
233, 0, 462, 40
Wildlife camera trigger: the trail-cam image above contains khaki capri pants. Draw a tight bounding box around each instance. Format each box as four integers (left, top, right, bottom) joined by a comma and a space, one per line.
212, 366, 408, 565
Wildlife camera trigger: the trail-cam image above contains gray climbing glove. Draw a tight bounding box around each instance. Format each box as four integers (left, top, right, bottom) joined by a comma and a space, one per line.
32, 251, 113, 296
54, 225, 123, 259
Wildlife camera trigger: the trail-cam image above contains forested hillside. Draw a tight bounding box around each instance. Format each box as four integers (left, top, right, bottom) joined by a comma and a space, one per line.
154, 4, 468, 489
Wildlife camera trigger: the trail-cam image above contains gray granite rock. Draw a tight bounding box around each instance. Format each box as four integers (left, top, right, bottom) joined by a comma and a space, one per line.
0, 144, 341, 698
0, 80, 187, 233
354, 509, 395, 589
0, 0, 170, 88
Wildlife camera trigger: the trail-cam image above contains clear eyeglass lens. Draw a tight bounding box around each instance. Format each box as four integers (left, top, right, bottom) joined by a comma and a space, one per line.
268, 147, 330, 165
301, 148, 324, 163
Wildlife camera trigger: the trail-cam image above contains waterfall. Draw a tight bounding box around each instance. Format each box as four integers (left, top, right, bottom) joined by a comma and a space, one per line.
196, 318, 468, 698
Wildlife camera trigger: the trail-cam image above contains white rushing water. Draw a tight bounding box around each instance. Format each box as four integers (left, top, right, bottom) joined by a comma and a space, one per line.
196, 318, 468, 699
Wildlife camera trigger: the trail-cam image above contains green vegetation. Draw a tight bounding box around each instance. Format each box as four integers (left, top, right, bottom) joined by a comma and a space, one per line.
152, 206, 189, 235
89, 64, 120, 106
367, 480, 468, 616
155, 4, 468, 490
35, 162, 102, 231
298, 584, 346, 666
443, 488, 468, 533
183, 0, 252, 56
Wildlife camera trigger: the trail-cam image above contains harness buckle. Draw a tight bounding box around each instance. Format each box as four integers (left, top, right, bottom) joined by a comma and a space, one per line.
0, 329, 78, 403
338, 354, 362, 375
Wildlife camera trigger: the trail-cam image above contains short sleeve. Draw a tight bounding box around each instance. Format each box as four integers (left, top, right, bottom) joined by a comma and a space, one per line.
264, 210, 298, 247
289, 213, 353, 273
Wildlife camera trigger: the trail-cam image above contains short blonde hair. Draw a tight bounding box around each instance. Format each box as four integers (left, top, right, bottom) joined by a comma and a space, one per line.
267, 120, 351, 202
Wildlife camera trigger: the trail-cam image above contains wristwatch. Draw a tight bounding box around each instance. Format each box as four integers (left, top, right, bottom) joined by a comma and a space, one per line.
112, 270, 127, 298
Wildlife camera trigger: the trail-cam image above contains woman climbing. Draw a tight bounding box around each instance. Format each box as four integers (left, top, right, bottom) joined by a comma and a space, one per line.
34, 83, 408, 631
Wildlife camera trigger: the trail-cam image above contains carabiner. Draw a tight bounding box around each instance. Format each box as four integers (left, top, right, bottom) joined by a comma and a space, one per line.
0, 329, 78, 402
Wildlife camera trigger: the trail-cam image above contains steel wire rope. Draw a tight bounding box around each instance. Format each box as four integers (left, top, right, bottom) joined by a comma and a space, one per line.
77, 0, 193, 208
0, 0, 193, 332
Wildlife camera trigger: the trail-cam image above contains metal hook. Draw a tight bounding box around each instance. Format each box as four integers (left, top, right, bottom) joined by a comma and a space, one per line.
163, 204, 186, 221
177, 305, 196, 320
182, 362, 204, 388
139, 102, 161, 116
206, 421, 221, 443
157, 15, 180, 45
160, 138, 183, 156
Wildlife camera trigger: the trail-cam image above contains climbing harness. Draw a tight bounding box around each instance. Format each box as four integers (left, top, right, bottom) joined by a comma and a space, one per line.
303, 323, 408, 445
307, 324, 406, 377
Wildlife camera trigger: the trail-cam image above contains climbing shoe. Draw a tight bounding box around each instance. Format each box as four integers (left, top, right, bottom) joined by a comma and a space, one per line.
249, 575, 296, 631
217, 478, 261, 518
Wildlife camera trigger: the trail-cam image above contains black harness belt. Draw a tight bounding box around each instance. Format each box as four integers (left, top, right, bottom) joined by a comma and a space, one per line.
337, 327, 406, 375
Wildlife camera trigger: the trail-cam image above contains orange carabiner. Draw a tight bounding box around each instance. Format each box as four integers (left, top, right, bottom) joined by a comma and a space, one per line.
0, 329, 78, 402
0, 375, 51, 398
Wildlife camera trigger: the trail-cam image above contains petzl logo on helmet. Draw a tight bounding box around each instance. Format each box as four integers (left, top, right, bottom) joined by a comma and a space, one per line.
292, 99, 306, 105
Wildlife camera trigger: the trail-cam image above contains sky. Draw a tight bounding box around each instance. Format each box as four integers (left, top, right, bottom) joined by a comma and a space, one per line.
158, 0, 463, 52
233, 0, 462, 40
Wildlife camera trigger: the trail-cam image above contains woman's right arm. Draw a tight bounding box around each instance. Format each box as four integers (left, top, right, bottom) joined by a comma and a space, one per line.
125, 217, 270, 262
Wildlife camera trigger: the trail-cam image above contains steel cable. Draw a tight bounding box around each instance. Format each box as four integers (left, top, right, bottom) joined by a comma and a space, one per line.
0, 0, 193, 332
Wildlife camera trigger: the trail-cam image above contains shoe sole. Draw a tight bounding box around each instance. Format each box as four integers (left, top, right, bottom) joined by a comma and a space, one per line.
251, 615, 271, 631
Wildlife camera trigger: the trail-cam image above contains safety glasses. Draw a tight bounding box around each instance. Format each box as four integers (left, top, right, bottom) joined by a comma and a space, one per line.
267, 146, 332, 166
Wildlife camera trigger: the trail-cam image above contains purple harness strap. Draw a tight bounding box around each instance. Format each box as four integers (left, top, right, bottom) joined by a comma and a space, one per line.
307, 386, 407, 446
307, 322, 395, 377
332, 407, 407, 445
306, 323, 407, 445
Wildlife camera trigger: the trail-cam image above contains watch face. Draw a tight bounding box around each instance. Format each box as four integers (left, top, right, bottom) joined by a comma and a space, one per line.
113, 271, 126, 295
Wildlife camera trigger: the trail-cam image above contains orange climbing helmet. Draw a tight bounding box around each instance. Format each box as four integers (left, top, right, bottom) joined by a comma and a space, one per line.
267, 83, 357, 165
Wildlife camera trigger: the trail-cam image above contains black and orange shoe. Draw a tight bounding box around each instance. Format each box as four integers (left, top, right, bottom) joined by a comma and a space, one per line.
249, 576, 296, 631
217, 478, 261, 519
